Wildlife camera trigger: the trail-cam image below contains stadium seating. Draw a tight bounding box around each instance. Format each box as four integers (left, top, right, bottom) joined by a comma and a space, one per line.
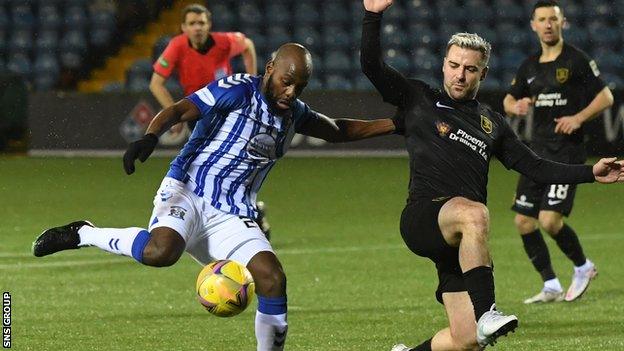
2, 0, 618, 92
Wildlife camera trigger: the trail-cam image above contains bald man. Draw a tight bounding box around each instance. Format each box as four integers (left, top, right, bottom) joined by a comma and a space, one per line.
33, 43, 401, 351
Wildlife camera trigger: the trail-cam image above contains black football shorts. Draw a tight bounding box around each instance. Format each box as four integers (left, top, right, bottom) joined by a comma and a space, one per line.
511, 174, 577, 218
400, 197, 466, 304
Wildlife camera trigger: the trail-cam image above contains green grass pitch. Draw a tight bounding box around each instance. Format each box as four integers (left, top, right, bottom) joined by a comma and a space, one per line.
1, 156, 623, 350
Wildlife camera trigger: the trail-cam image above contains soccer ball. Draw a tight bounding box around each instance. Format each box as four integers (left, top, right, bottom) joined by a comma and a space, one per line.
196, 260, 255, 317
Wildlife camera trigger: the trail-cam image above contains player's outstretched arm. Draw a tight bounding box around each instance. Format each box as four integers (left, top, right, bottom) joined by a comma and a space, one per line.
360, 0, 410, 107
592, 157, 624, 184
123, 99, 200, 175
554, 87, 614, 134
298, 113, 398, 143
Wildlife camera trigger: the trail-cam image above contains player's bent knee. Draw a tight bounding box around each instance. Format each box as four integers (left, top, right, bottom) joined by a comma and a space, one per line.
538, 215, 563, 236
514, 214, 537, 233
142, 228, 186, 267
459, 203, 489, 236
247, 252, 286, 296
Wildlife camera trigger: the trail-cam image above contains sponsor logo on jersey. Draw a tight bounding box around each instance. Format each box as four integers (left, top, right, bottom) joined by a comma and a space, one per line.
246, 133, 278, 162
158, 56, 169, 68
435, 121, 451, 137
436, 101, 455, 110
527, 76, 536, 85
547, 199, 563, 206
556, 68, 569, 83
480, 115, 493, 134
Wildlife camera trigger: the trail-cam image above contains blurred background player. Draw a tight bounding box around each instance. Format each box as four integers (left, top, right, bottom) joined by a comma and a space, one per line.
503, 0, 614, 304
149, 3, 273, 239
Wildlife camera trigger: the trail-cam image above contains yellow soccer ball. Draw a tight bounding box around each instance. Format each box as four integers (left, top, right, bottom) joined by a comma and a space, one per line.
196, 260, 255, 317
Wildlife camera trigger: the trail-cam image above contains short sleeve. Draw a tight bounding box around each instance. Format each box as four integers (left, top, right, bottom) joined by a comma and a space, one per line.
186, 76, 250, 118
153, 38, 179, 78
225, 32, 248, 58
507, 61, 529, 99
292, 100, 322, 132
576, 53, 606, 98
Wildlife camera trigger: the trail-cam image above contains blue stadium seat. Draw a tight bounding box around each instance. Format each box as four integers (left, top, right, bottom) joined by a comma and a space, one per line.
412, 47, 439, 77
593, 48, 621, 73
586, 22, 619, 49
487, 53, 501, 73
480, 76, 502, 90
11, 4, 35, 30
309, 51, 323, 75
38, 4, 61, 30
323, 26, 351, 50
64, 5, 88, 30
496, 23, 531, 50
323, 51, 351, 75
585, 1, 611, 19
408, 23, 440, 49
601, 73, 624, 90
165, 78, 184, 95
90, 11, 116, 32
34, 54, 60, 76
238, 3, 262, 28
59, 51, 83, 69
126, 76, 150, 93
564, 26, 589, 49
152, 35, 172, 61
209, 3, 236, 30
264, 3, 291, 26
6, 52, 32, 78
293, 3, 319, 25
384, 48, 410, 73
322, 2, 349, 25
382, 1, 406, 25
325, 74, 353, 90
34, 73, 58, 91
265, 26, 292, 51
493, 0, 524, 22
436, 0, 465, 26
466, 23, 499, 48
306, 77, 323, 90
465, 0, 494, 25
500, 48, 525, 71
293, 26, 322, 52
242, 29, 266, 54
0, 30, 6, 55
381, 23, 408, 50
9, 30, 33, 55
35, 30, 58, 55
437, 24, 462, 48
406, 0, 436, 23
127, 58, 153, 82
60, 30, 87, 53
0, 7, 8, 31
90, 28, 114, 48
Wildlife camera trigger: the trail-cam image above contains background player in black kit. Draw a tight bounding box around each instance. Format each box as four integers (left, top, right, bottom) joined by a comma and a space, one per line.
503, 0, 614, 304
361, 1, 623, 350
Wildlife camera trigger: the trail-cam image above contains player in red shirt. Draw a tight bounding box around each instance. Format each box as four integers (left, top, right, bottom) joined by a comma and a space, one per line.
148, 4, 272, 239
150, 3, 257, 111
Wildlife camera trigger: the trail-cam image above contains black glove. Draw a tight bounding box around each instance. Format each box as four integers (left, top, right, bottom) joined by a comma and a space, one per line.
392, 111, 405, 135
123, 133, 158, 175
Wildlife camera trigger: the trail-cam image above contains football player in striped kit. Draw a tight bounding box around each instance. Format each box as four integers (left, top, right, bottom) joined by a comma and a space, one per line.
32, 43, 400, 351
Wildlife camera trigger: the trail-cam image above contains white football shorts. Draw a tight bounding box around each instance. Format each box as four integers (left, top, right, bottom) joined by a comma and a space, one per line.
147, 177, 273, 266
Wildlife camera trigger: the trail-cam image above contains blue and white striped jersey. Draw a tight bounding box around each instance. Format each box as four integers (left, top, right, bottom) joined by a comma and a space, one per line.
166, 73, 320, 218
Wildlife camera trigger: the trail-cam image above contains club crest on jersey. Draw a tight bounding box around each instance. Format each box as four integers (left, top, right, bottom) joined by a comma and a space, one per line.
168, 206, 187, 220
247, 133, 278, 162
480, 115, 493, 134
435, 121, 451, 137
556, 68, 569, 83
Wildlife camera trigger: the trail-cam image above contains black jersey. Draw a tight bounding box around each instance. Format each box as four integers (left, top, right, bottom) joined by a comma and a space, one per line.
507, 43, 606, 160
361, 11, 595, 204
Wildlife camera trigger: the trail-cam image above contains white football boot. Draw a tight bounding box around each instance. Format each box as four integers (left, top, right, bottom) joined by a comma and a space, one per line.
565, 260, 598, 302
390, 344, 411, 351
476, 304, 518, 347
523, 288, 565, 304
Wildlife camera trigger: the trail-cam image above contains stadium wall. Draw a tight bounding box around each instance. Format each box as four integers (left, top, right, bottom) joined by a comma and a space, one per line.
28, 90, 624, 156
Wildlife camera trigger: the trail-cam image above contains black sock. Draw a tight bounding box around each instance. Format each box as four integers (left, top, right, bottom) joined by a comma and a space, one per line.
553, 224, 586, 267
521, 229, 556, 281
411, 338, 432, 351
463, 266, 495, 320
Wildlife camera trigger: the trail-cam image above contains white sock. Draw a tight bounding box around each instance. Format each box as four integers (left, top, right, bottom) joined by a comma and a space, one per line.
255, 311, 287, 351
575, 259, 593, 271
78, 226, 145, 257
544, 278, 563, 292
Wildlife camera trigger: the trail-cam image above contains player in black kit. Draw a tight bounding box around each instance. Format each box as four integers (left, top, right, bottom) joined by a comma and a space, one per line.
361, 1, 623, 350
503, 0, 614, 305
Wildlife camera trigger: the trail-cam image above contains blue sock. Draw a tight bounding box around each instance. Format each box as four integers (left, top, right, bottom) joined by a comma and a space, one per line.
257, 295, 287, 315
131, 230, 151, 263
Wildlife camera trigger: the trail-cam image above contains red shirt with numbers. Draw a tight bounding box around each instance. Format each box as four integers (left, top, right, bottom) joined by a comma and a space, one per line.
153, 32, 248, 95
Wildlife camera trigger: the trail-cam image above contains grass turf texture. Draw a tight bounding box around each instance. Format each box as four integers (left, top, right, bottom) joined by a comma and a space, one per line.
1, 156, 623, 350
